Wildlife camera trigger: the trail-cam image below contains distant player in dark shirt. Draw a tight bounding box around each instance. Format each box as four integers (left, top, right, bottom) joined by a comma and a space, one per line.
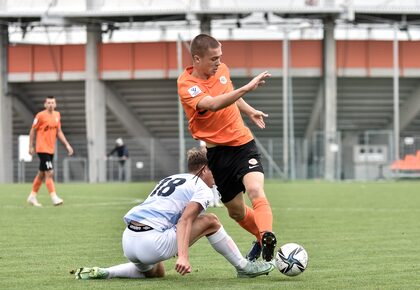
108, 138, 129, 181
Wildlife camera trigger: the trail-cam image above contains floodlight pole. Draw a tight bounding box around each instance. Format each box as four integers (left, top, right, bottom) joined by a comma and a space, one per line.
85, 23, 106, 183
282, 28, 289, 179
0, 24, 13, 183
177, 35, 186, 173
393, 23, 400, 163
288, 41, 296, 181
323, 17, 337, 181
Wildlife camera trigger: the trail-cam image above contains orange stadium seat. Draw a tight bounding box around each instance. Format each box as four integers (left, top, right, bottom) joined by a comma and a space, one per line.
391, 151, 420, 171
390, 159, 402, 170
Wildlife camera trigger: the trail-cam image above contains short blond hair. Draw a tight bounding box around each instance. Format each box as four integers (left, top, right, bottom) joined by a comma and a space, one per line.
190, 34, 220, 58
187, 147, 208, 173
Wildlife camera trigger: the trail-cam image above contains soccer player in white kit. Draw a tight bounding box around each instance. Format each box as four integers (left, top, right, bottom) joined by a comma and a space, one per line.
74, 148, 275, 279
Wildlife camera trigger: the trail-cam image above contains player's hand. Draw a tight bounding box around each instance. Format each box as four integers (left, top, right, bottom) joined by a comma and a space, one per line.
249, 110, 268, 129
29, 147, 35, 156
246, 71, 271, 92
66, 145, 74, 156
175, 257, 192, 276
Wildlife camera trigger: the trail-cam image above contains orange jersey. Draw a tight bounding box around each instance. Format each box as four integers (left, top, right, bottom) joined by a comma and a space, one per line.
177, 63, 253, 146
32, 110, 61, 154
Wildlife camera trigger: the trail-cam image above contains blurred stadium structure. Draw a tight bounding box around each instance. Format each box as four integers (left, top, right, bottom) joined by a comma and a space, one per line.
1, 0, 420, 183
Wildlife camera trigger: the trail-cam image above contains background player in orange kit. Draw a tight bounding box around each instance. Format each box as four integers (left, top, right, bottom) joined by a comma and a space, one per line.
177, 34, 276, 262
26, 96, 74, 207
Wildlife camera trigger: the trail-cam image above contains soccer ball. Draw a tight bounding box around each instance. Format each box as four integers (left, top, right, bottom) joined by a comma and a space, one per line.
275, 243, 308, 276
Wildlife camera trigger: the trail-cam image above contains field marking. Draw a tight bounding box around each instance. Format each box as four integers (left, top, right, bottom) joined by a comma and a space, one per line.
74, 196, 141, 201
1, 203, 418, 212
282, 207, 420, 212
68, 199, 144, 207
0, 199, 143, 209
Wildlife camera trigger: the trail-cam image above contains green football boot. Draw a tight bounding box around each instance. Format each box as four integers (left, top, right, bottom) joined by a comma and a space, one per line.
74, 267, 109, 280
237, 260, 276, 278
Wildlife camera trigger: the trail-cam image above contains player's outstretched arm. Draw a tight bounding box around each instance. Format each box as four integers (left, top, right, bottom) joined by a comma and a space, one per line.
197, 71, 271, 112
57, 129, 74, 156
244, 71, 271, 92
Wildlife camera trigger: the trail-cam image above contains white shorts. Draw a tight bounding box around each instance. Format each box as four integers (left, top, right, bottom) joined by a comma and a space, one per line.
122, 227, 178, 272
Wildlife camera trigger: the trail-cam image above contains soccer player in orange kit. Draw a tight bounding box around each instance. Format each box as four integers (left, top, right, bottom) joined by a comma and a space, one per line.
26, 96, 73, 207
177, 34, 276, 262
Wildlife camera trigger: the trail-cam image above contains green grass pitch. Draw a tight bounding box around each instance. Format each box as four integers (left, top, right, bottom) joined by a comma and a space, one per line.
0, 181, 419, 289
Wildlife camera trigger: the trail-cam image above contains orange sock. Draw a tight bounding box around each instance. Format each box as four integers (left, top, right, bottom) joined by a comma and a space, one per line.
252, 197, 273, 234
45, 177, 56, 195
237, 206, 261, 241
31, 176, 43, 194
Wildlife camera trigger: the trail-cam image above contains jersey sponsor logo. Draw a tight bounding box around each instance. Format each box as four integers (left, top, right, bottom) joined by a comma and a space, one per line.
219, 76, 227, 84
33, 118, 38, 125
43, 125, 58, 132
188, 85, 202, 98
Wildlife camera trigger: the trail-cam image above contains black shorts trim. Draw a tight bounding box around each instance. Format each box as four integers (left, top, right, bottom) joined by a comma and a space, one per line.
206, 140, 264, 203
127, 222, 154, 232
37, 153, 54, 171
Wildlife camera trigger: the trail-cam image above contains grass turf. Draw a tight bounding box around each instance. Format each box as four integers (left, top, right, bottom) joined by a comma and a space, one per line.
0, 181, 419, 289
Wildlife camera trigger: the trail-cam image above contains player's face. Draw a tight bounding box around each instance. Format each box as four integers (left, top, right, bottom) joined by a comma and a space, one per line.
201, 166, 215, 188
44, 98, 56, 112
195, 46, 222, 78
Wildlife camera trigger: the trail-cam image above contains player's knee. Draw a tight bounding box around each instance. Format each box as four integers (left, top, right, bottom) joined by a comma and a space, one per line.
246, 183, 265, 200
145, 263, 165, 278
144, 271, 164, 278
45, 170, 54, 178
228, 210, 245, 222
205, 213, 221, 230
156, 262, 165, 277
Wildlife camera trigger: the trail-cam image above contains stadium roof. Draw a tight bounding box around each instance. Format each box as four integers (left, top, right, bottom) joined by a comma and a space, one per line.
2, 0, 420, 24
3, 0, 420, 44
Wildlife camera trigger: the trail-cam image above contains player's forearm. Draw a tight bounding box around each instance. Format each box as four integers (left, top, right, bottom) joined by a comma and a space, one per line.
199, 86, 249, 112
176, 219, 192, 260
236, 98, 256, 116
29, 128, 35, 149
57, 131, 70, 147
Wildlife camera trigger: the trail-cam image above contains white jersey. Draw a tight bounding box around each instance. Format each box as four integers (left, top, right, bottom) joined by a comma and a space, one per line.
124, 173, 213, 232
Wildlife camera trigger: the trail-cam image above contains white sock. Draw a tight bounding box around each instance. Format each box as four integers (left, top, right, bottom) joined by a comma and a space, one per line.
207, 226, 248, 270
106, 262, 145, 279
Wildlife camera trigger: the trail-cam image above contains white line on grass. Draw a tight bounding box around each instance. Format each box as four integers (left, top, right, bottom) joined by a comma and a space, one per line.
0, 199, 143, 209
283, 207, 420, 212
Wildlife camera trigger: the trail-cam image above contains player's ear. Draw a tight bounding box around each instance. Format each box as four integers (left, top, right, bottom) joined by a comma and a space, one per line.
193, 54, 200, 63
204, 165, 212, 176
